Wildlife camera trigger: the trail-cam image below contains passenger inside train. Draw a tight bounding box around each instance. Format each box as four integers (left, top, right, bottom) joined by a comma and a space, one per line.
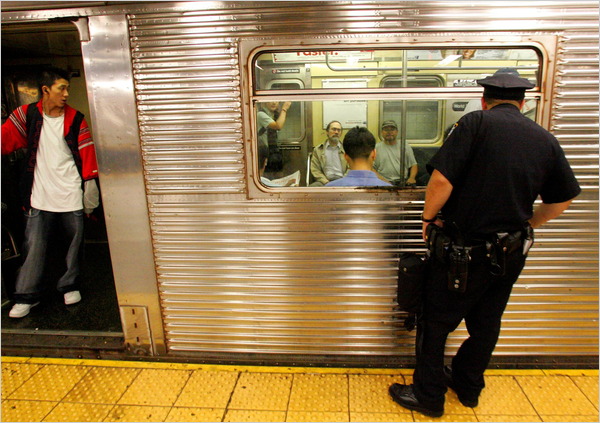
253, 47, 540, 190
1, 61, 119, 334
309, 120, 348, 186
258, 143, 297, 187
373, 119, 418, 187
1, 66, 99, 319
325, 126, 391, 187
257, 100, 292, 179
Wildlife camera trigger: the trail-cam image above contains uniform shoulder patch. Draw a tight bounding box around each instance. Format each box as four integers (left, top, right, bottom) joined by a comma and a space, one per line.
445, 122, 458, 140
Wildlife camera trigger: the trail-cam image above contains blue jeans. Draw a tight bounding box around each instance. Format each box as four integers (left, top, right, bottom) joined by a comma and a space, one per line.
13, 208, 84, 304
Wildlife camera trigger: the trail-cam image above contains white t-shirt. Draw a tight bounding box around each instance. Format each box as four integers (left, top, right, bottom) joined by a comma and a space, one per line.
30, 113, 83, 212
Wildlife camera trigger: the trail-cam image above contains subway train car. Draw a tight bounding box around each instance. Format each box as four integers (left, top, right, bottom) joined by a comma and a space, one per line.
1, 1, 598, 368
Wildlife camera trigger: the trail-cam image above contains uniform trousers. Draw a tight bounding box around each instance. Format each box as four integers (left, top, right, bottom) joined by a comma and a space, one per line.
412, 247, 526, 409
13, 208, 84, 304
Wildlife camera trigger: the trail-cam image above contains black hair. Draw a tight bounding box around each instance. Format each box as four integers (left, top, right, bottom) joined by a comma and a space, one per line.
342, 126, 376, 160
326, 120, 342, 131
39, 67, 70, 92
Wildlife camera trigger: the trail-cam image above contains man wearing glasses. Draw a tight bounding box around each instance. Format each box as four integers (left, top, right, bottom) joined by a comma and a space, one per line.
309, 120, 349, 186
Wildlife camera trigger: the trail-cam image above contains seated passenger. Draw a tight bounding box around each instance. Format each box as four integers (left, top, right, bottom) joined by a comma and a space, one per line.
258, 144, 295, 187
326, 127, 392, 187
373, 120, 418, 186
310, 120, 349, 186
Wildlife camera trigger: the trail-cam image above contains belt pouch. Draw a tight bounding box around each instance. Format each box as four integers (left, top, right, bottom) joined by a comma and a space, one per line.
447, 246, 470, 292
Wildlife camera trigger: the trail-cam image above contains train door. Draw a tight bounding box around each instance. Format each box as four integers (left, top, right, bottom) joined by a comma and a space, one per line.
0, 21, 124, 355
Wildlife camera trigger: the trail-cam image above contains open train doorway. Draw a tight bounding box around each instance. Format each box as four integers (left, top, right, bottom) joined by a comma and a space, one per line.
1, 20, 124, 357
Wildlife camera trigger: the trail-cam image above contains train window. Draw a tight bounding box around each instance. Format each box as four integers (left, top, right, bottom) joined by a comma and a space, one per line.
380, 77, 443, 144
448, 97, 539, 122
254, 47, 540, 92
265, 80, 305, 143
251, 45, 542, 190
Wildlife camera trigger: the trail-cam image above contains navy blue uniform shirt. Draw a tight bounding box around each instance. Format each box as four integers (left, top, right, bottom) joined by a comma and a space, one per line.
427, 103, 581, 236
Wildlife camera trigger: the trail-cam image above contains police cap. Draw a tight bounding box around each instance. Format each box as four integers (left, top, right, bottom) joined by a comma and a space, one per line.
477, 73, 535, 101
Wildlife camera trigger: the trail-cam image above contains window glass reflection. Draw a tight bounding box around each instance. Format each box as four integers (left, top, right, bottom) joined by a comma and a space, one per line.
254, 98, 539, 189
254, 48, 539, 91
253, 46, 541, 189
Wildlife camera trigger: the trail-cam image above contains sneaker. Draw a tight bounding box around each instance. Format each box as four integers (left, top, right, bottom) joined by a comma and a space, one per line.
64, 290, 81, 305
9, 302, 40, 318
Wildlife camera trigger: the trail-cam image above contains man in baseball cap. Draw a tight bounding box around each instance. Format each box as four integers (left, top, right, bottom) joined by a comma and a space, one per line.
373, 119, 418, 186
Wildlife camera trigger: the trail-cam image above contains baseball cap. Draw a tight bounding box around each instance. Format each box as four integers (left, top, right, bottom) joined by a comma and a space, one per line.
381, 120, 398, 129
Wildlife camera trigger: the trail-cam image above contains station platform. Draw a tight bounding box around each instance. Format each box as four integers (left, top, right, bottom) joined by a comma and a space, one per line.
1, 356, 598, 422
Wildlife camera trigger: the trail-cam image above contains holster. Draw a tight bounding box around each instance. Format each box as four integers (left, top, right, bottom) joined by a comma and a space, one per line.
426, 224, 470, 292
426, 223, 452, 264
486, 228, 528, 276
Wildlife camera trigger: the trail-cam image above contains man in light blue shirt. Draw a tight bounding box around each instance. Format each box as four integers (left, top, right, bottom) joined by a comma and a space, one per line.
326, 127, 392, 187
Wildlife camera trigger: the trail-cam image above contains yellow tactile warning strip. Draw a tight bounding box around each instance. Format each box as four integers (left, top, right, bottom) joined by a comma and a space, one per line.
63, 367, 140, 404
1, 356, 597, 422
288, 374, 349, 412
175, 370, 238, 409
229, 373, 292, 411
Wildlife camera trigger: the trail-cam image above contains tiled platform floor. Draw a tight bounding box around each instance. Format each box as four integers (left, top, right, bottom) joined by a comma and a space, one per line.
1, 356, 598, 422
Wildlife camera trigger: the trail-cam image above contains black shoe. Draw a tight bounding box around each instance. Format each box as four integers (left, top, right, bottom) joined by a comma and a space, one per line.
388, 383, 444, 418
444, 366, 479, 408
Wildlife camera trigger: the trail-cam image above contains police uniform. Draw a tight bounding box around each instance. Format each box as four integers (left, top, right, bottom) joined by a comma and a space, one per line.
389, 73, 581, 416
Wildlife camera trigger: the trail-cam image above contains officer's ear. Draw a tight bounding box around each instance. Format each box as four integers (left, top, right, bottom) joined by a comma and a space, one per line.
42, 86, 50, 95
480, 97, 489, 110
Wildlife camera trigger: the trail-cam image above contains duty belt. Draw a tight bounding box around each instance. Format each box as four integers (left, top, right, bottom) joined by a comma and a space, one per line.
426, 223, 534, 291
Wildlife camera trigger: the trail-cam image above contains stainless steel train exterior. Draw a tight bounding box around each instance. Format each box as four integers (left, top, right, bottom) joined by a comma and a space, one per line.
1, 1, 598, 367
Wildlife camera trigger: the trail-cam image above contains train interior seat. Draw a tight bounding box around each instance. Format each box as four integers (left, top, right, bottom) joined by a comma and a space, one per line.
413, 146, 439, 187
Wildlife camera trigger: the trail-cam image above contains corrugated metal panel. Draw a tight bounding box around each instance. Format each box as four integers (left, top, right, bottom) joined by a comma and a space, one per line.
133, 36, 245, 194
152, 200, 413, 355
129, 2, 598, 361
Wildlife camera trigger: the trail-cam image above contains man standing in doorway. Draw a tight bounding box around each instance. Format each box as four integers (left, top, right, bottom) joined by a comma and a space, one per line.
388, 72, 581, 417
2, 66, 99, 318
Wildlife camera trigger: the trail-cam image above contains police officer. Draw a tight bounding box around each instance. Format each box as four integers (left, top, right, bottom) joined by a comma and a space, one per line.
388, 72, 581, 417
